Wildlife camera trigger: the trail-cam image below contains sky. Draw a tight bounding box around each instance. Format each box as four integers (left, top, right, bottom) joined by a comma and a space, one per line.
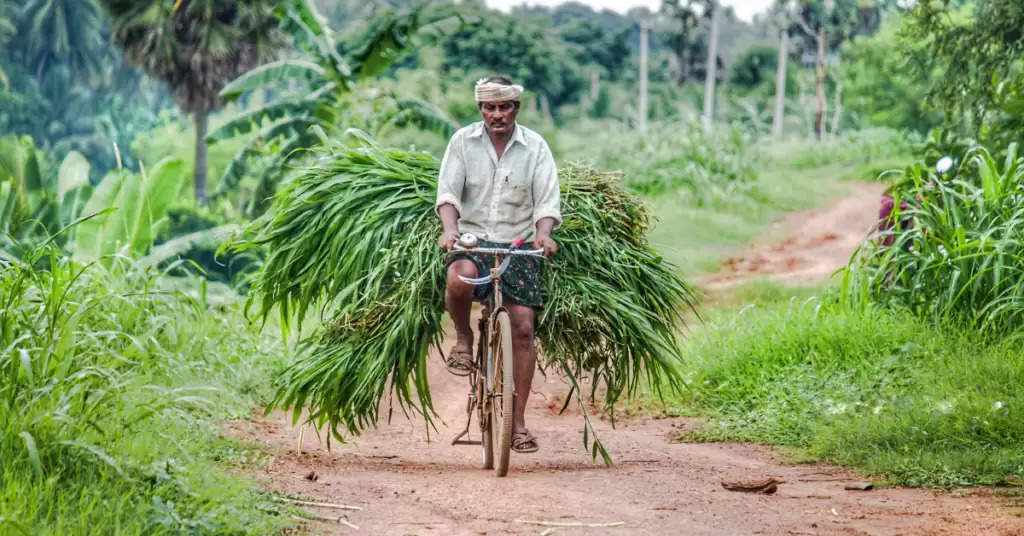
484, 0, 774, 22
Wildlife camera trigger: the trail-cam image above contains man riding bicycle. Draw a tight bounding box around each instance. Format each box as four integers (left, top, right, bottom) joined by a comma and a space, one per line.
435, 76, 561, 454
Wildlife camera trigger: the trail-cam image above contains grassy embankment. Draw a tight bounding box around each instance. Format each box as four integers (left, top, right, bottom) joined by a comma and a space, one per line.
651, 136, 1024, 489
668, 291, 1024, 488
556, 123, 912, 276
0, 251, 290, 535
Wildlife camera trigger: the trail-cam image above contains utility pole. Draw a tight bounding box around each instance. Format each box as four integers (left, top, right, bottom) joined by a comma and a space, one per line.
815, 24, 825, 140
772, 26, 789, 138
702, 1, 720, 131
639, 19, 648, 132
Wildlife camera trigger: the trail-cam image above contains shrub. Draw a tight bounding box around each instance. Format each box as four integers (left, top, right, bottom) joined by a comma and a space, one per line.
842, 142, 1024, 330
0, 247, 286, 534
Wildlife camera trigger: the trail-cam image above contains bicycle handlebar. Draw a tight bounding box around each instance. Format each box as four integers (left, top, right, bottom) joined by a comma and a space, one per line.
450, 244, 545, 257
446, 243, 546, 286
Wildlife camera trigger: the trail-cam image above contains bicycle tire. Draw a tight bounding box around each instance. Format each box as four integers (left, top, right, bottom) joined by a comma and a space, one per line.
491, 310, 515, 476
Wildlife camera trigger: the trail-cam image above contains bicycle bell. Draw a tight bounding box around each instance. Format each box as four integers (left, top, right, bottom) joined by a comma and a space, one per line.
458, 233, 478, 248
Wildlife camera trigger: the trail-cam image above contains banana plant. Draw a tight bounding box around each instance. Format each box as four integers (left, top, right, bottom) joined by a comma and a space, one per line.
0, 135, 56, 243
73, 157, 185, 263
206, 0, 467, 214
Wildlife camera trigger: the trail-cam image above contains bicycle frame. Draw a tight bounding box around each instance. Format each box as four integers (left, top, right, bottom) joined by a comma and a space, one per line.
447, 244, 543, 449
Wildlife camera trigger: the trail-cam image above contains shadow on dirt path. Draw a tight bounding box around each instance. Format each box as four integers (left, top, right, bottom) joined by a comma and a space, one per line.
232, 181, 1024, 535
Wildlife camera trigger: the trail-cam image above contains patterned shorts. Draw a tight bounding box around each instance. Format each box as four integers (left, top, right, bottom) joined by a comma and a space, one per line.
446, 239, 544, 309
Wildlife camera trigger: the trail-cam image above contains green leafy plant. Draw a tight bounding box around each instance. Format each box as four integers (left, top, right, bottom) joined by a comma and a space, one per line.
842, 141, 1024, 330
557, 120, 756, 200
0, 243, 288, 534
206, 0, 465, 213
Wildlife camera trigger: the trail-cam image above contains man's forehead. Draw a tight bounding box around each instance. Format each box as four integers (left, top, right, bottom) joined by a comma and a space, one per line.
479, 100, 517, 106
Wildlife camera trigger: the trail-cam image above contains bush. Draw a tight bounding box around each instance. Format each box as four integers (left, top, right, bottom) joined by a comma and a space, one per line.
0, 247, 287, 534
842, 142, 1024, 329
556, 120, 757, 201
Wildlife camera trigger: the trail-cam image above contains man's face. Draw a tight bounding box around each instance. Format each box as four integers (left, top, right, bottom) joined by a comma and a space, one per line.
479, 100, 518, 135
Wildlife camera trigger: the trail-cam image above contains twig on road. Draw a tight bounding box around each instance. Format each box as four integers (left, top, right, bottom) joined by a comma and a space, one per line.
275, 496, 364, 511
514, 519, 625, 528
290, 512, 360, 530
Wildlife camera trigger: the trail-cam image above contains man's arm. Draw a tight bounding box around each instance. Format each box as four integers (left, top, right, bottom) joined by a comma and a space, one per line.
532, 141, 561, 257
437, 134, 465, 250
438, 204, 461, 251
534, 217, 558, 257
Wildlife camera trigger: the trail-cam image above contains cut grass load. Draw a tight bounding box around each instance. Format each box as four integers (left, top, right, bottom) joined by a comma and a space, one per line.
233, 132, 696, 460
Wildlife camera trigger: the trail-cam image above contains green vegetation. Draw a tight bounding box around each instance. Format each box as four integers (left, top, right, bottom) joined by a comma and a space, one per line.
667, 288, 1024, 488
843, 144, 1024, 329
4, 0, 1024, 530
0, 248, 287, 534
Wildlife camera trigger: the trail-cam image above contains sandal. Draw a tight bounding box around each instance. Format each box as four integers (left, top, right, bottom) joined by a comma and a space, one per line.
444, 347, 474, 377
511, 430, 539, 453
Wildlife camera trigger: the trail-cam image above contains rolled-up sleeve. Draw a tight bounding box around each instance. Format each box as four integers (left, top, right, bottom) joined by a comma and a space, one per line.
436, 136, 465, 215
531, 141, 562, 228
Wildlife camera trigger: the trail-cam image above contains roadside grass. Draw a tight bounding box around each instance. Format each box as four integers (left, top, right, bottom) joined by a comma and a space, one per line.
648, 162, 840, 276
0, 250, 291, 535
666, 288, 1024, 488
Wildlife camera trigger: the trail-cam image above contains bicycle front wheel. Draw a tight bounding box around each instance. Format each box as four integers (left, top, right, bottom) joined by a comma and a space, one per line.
490, 310, 515, 477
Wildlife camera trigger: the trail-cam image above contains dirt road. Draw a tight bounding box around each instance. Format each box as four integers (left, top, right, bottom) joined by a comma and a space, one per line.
238, 182, 1023, 535
699, 181, 886, 290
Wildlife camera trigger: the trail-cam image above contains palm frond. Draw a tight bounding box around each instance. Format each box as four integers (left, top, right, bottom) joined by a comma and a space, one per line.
206, 100, 318, 145
219, 59, 325, 101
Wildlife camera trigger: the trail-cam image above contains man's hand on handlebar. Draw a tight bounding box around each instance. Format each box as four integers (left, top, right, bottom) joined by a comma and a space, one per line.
534, 234, 558, 257
438, 230, 461, 251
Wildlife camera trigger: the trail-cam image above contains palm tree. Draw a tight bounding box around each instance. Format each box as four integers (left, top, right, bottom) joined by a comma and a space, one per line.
99, 0, 285, 204
14, 0, 106, 84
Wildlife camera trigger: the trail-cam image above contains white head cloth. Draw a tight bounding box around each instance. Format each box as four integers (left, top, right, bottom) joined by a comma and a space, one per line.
475, 79, 524, 102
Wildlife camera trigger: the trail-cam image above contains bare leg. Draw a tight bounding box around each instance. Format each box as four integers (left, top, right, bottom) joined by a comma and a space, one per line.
445, 260, 477, 356
506, 304, 536, 436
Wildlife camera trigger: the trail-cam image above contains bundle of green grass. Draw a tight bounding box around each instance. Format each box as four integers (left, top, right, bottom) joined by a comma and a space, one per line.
234, 134, 695, 458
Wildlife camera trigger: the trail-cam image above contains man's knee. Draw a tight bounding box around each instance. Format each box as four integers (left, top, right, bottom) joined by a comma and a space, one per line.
446, 261, 476, 298
508, 308, 534, 345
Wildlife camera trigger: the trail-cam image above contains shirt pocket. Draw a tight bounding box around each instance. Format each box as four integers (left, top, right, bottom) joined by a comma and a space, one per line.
499, 167, 531, 207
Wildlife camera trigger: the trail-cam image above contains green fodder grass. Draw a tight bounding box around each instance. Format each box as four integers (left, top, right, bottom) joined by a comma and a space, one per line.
0, 249, 288, 535
668, 291, 1024, 488
842, 144, 1024, 329
233, 134, 695, 462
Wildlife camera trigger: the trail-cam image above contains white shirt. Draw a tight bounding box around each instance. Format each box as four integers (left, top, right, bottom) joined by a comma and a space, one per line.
435, 121, 561, 243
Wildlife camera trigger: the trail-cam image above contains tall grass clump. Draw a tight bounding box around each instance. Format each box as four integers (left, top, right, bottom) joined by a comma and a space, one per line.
842, 143, 1024, 330
233, 132, 695, 460
556, 120, 756, 200
670, 292, 1024, 488
0, 246, 287, 534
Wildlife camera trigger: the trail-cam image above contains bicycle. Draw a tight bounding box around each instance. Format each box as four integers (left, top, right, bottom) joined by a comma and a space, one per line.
447, 233, 544, 477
